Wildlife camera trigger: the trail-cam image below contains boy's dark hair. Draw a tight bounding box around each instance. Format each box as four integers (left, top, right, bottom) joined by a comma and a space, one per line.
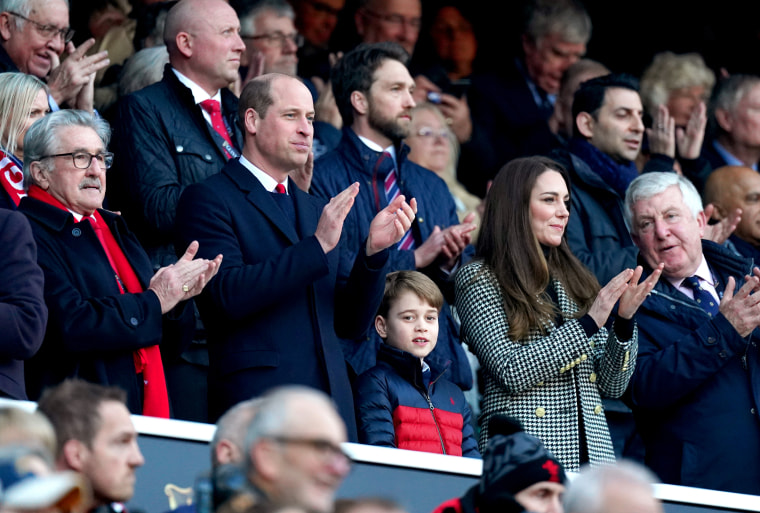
377, 270, 444, 318
331, 42, 409, 128
571, 73, 640, 138
37, 379, 127, 458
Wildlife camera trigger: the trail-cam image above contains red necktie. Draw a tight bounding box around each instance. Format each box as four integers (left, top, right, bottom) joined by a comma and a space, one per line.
275, 183, 286, 194
199, 99, 233, 157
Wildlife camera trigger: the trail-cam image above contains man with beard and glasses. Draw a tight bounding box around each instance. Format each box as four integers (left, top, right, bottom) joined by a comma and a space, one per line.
17, 110, 221, 414
312, 42, 477, 394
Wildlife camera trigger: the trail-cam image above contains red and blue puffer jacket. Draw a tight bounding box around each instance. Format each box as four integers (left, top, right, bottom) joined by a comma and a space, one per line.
354, 344, 480, 458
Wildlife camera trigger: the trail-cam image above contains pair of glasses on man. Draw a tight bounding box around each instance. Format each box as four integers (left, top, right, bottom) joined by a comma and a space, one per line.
40, 152, 114, 170
8, 12, 74, 44
241, 31, 304, 49
269, 436, 352, 467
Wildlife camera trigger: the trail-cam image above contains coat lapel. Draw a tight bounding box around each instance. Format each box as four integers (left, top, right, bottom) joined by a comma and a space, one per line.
224, 160, 300, 244
290, 178, 320, 241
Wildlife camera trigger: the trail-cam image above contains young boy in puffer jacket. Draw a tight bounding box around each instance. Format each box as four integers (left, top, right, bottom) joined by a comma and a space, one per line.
354, 271, 480, 458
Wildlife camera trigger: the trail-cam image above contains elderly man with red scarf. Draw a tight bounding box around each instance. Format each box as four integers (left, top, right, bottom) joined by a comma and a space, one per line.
18, 110, 222, 417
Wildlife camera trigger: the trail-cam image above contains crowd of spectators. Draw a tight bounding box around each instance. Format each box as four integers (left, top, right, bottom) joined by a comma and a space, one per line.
1, 0, 760, 509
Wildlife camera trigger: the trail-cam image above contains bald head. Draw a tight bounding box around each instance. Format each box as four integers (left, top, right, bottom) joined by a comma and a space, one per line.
163, 0, 244, 95
705, 165, 760, 246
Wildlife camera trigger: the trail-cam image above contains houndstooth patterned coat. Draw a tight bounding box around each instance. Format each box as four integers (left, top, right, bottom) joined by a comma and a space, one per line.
454, 261, 637, 470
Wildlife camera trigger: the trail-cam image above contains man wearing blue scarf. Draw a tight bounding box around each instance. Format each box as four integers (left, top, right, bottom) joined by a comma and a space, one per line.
550, 73, 672, 285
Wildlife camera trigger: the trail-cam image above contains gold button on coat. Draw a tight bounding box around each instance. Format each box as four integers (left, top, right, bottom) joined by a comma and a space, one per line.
594, 404, 603, 414
589, 372, 597, 383
536, 407, 546, 417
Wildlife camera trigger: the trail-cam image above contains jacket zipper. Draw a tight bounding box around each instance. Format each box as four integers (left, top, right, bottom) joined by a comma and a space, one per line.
424, 391, 446, 455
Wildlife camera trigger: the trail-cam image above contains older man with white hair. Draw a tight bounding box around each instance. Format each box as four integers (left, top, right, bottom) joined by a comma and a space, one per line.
624, 171, 760, 494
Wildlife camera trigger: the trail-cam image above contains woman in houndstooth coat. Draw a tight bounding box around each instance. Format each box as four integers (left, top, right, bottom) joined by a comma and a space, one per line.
454, 157, 662, 470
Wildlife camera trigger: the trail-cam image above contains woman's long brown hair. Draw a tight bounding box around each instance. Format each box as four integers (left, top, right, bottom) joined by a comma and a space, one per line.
473, 156, 600, 341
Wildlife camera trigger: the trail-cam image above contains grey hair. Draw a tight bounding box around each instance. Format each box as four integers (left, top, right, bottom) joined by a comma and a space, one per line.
237, 0, 295, 37
211, 397, 263, 467
640, 52, 715, 119
23, 109, 111, 189
118, 46, 169, 97
624, 172, 703, 235
523, 0, 591, 46
563, 460, 659, 513
0, 72, 47, 158
709, 74, 760, 136
243, 385, 336, 474
0, 0, 70, 30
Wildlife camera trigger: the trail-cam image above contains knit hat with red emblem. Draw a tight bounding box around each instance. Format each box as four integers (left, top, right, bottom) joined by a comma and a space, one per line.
479, 415, 567, 497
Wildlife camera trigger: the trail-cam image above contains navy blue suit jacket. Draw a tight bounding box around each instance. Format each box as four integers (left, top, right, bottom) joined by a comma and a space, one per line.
175, 158, 391, 438
0, 209, 46, 398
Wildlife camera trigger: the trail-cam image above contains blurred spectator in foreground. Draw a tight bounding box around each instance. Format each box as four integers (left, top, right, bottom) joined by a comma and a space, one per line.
334, 498, 406, 513
432, 415, 567, 513
38, 380, 144, 513
0, 445, 92, 513
0, 407, 55, 456
241, 386, 351, 513
563, 461, 662, 513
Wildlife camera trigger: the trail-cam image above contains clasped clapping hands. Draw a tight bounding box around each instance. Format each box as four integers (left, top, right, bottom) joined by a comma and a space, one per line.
414, 211, 477, 269
588, 264, 664, 328
47, 38, 110, 111
148, 240, 223, 314
315, 182, 417, 255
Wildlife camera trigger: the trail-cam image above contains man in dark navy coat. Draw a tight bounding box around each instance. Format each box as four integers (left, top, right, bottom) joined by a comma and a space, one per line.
626, 172, 760, 495
175, 73, 416, 436
0, 208, 46, 399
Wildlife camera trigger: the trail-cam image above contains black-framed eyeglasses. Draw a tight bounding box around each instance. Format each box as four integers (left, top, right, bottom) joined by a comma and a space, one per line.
269, 436, 351, 466
241, 31, 304, 48
361, 9, 422, 30
7, 12, 74, 44
40, 151, 114, 170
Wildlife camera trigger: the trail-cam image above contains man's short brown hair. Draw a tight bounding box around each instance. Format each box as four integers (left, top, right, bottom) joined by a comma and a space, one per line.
37, 379, 126, 458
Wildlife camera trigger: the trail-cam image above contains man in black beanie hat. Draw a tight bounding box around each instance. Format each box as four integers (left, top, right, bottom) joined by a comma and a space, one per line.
432, 415, 567, 513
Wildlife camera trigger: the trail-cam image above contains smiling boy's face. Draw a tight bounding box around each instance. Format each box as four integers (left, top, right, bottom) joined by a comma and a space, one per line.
374, 290, 439, 362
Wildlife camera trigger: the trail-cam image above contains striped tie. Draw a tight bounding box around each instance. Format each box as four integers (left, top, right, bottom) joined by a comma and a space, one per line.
379, 152, 414, 250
